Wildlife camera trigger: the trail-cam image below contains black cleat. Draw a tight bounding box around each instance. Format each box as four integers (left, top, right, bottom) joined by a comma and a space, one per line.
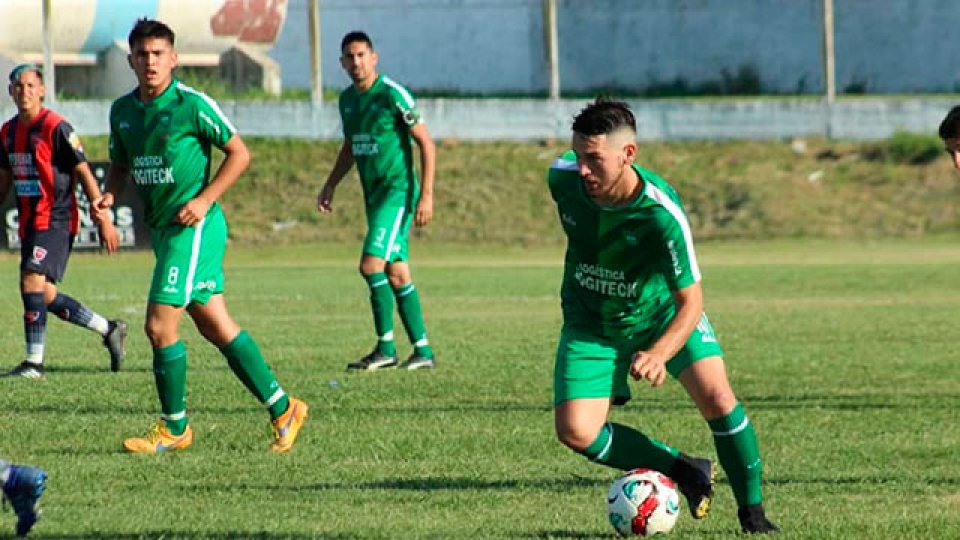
739, 504, 780, 534
1, 465, 47, 537
103, 320, 128, 372
346, 350, 398, 371
399, 354, 436, 370
6, 362, 44, 380
669, 454, 716, 520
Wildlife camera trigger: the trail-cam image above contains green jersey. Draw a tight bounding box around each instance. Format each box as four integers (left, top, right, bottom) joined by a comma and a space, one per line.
548, 151, 701, 340
338, 74, 421, 207
108, 78, 236, 229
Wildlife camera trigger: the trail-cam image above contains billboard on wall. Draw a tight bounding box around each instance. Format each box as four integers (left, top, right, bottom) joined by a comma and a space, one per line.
3, 162, 150, 251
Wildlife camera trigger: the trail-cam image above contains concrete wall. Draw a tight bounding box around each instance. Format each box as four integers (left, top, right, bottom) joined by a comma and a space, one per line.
270, 0, 960, 95
1, 98, 953, 142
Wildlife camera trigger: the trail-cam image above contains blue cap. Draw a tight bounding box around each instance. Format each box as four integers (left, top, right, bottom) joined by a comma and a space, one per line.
8, 64, 43, 84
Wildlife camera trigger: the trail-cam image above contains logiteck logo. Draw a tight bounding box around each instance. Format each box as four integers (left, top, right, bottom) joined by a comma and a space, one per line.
561, 213, 576, 227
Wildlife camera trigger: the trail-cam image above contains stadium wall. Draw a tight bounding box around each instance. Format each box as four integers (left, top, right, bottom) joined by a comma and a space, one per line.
272, 0, 960, 96
0, 98, 953, 141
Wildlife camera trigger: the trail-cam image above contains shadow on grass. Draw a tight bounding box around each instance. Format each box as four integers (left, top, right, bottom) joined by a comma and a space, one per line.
767, 475, 960, 486
25, 532, 358, 539
741, 392, 960, 411
519, 530, 610, 539
194, 474, 608, 494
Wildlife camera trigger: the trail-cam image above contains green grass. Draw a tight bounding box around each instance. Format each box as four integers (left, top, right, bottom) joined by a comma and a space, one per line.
1, 240, 960, 538
73, 135, 960, 247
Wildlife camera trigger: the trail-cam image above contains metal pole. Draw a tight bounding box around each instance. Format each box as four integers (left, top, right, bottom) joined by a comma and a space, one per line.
821, 0, 835, 103
42, 0, 56, 103
543, 0, 560, 99
309, 0, 323, 104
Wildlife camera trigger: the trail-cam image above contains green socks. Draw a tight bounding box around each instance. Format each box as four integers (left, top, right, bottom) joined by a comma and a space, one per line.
394, 282, 433, 358
153, 341, 188, 435
581, 422, 680, 472
364, 272, 397, 356
709, 403, 763, 506
221, 331, 289, 420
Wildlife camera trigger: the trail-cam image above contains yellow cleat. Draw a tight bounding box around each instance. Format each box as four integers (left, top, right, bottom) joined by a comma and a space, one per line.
123, 421, 193, 454
270, 397, 308, 453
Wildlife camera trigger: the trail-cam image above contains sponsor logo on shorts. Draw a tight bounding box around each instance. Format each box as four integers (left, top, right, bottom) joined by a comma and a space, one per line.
194, 280, 217, 291
31, 246, 47, 264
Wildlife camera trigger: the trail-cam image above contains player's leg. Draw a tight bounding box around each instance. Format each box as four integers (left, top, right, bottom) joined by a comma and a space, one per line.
387, 261, 435, 369
11, 271, 50, 378
188, 294, 308, 453
9, 230, 72, 378
0, 458, 47, 537
46, 282, 127, 372
554, 328, 689, 474
123, 301, 194, 453
677, 354, 778, 533
351, 253, 399, 370
123, 225, 200, 453
349, 204, 409, 370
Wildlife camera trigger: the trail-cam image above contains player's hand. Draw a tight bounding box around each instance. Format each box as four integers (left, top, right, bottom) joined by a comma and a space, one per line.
175, 197, 210, 227
630, 351, 668, 387
91, 193, 115, 223
415, 193, 433, 226
98, 220, 120, 254
317, 184, 335, 213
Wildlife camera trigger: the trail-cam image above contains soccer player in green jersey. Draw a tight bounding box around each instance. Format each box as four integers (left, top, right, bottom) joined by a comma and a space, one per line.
318, 31, 437, 371
94, 18, 308, 454
548, 99, 779, 534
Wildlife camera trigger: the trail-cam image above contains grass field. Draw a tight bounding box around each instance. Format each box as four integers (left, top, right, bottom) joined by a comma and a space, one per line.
1, 240, 959, 538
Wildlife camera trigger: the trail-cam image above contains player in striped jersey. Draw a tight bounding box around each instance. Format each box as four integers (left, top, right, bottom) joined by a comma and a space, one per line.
549, 99, 778, 534
318, 31, 437, 371
96, 18, 307, 454
0, 63, 126, 379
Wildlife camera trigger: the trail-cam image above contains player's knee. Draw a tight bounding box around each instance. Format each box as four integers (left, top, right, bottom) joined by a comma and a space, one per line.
555, 423, 595, 453
143, 319, 174, 349
700, 388, 738, 419
359, 256, 386, 276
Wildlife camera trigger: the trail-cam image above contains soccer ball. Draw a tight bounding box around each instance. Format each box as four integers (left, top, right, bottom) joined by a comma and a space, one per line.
607, 468, 681, 537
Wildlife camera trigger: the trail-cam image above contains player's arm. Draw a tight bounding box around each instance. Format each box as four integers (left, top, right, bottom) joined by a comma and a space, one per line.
630, 283, 704, 387
175, 133, 249, 227
317, 138, 355, 213
75, 162, 119, 253
410, 122, 436, 227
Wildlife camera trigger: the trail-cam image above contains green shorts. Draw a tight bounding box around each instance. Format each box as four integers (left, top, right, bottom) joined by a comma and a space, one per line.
553, 313, 723, 406
362, 203, 413, 262
148, 205, 227, 306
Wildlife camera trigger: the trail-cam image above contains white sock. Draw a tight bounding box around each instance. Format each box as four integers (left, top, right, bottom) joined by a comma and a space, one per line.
88, 313, 110, 335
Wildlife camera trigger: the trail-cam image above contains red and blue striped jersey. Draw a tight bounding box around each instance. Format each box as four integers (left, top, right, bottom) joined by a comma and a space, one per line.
0, 108, 87, 237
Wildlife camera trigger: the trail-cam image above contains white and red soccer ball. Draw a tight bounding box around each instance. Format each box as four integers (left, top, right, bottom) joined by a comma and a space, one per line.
607, 468, 681, 537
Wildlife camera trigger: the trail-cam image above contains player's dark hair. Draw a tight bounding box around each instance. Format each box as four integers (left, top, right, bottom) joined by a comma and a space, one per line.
8, 64, 42, 84
128, 18, 176, 50
341, 31, 374, 53
938, 105, 960, 140
572, 98, 637, 137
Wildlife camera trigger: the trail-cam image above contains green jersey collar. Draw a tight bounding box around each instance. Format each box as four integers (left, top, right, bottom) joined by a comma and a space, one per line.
354, 74, 383, 95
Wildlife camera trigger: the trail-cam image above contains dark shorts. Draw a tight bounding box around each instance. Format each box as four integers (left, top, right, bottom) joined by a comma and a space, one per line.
20, 228, 74, 283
